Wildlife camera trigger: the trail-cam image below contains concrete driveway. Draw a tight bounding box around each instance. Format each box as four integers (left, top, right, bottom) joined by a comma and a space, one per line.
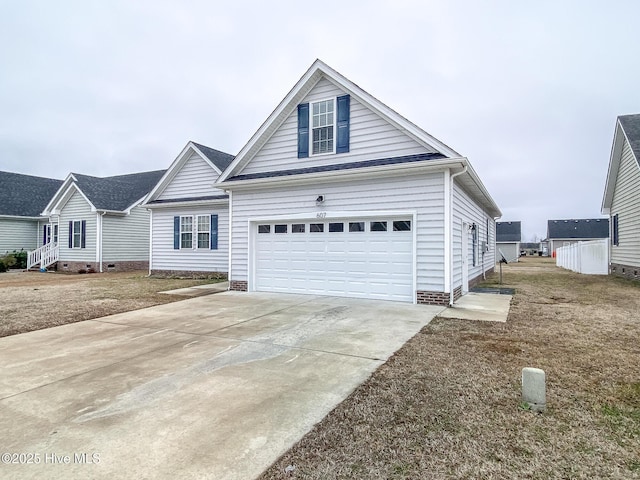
0, 292, 443, 480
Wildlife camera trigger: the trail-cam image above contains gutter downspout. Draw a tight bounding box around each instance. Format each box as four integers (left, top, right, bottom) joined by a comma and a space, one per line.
148, 209, 153, 277
449, 165, 467, 306
227, 190, 233, 291
97, 211, 107, 273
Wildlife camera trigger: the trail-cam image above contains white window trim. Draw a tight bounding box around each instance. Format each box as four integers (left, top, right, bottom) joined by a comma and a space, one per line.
72, 220, 82, 249
309, 97, 336, 157
180, 216, 193, 250
196, 214, 210, 250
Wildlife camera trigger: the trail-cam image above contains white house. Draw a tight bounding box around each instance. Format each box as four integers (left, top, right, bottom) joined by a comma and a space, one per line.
0, 171, 62, 256
496, 221, 521, 262
143, 141, 234, 278
602, 113, 640, 279
33, 170, 165, 272
217, 60, 501, 305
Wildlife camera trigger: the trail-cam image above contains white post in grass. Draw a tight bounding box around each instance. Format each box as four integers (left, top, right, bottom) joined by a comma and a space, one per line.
522, 367, 546, 412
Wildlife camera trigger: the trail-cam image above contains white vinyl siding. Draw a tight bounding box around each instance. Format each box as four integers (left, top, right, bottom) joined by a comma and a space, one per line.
610, 139, 640, 268
0, 218, 40, 254
58, 191, 96, 262
230, 172, 445, 292
158, 152, 225, 200
242, 77, 435, 175
497, 242, 520, 263
452, 181, 496, 288
151, 205, 228, 273
101, 206, 150, 261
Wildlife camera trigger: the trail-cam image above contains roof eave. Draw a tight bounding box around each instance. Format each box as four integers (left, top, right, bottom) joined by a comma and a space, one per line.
145, 198, 229, 209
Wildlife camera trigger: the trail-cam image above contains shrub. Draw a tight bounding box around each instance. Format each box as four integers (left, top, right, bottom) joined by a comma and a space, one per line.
12, 250, 27, 269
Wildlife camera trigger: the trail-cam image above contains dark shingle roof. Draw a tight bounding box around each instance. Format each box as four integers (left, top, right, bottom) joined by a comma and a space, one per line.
192, 142, 235, 172
227, 152, 446, 181
547, 219, 609, 239
496, 221, 521, 242
0, 171, 63, 217
72, 170, 166, 211
619, 114, 640, 165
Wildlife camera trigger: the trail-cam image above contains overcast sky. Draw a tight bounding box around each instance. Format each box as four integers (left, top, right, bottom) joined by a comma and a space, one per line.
1, 1, 639, 240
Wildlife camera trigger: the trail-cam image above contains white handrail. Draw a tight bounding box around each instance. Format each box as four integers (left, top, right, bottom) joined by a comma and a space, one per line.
27, 242, 59, 270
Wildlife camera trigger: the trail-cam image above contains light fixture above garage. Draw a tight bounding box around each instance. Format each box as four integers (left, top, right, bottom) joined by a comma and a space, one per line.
316, 195, 325, 206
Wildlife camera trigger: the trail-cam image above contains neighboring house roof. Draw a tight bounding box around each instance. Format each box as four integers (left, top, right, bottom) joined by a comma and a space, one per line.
496, 221, 522, 242
521, 242, 540, 249
547, 219, 609, 239
218, 59, 501, 218
0, 171, 63, 218
44, 169, 166, 215
144, 141, 234, 205
602, 113, 640, 213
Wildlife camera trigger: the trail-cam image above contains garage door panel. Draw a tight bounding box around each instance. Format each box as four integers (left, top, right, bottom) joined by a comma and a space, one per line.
254, 217, 414, 302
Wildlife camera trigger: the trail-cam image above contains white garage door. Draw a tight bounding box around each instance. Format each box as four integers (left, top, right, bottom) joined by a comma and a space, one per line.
253, 217, 414, 302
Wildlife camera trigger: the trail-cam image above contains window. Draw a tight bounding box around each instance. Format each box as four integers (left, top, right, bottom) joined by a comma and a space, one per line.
310, 223, 324, 232
349, 222, 365, 232
312, 99, 334, 155
197, 215, 210, 249
612, 214, 619, 246
258, 224, 271, 234
393, 220, 411, 231
292, 224, 305, 233
329, 222, 344, 232
53, 224, 58, 244
275, 224, 287, 234
370, 221, 387, 232
72, 220, 82, 248
180, 216, 193, 249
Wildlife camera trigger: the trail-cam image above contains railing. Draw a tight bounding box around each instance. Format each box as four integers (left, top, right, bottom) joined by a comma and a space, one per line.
556, 239, 608, 275
27, 242, 59, 270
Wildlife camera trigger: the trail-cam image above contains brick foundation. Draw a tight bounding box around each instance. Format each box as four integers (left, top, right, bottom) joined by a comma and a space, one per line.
151, 269, 227, 280
57, 260, 149, 273
229, 280, 248, 291
610, 263, 640, 281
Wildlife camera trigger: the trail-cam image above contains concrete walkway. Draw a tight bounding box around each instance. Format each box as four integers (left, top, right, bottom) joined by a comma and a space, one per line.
437, 292, 512, 322
0, 292, 443, 480
159, 280, 229, 297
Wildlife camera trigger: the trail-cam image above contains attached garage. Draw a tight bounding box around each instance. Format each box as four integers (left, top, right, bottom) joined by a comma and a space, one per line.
251, 215, 415, 302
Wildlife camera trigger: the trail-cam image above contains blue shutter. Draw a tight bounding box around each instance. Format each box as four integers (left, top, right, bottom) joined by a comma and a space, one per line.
81, 220, 86, 249
43, 225, 47, 245
336, 94, 350, 153
613, 214, 619, 246
210, 214, 218, 250
68, 221, 73, 249
173, 216, 180, 249
297, 103, 309, 158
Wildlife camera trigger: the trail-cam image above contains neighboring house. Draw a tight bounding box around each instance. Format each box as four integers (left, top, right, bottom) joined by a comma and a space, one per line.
217, 59, 501, 305
143, 141, 234, 277
34, 170, 165, 272
496, 221, 521, 262
0, 171, 62, 255
602, 113, 640, 279
547, 219, 609, 255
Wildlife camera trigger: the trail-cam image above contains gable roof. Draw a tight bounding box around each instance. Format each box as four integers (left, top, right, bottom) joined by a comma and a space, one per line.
602, 113, 640, 213
143, 141, 234, 205
496, 221, 522, 242
0, 171, 63, 218
547, 219, 609, 240
45, 169, 166, 214
218, 59, 460, 183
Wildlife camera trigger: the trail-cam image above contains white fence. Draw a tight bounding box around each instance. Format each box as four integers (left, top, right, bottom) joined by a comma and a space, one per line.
555, 239, 608, 275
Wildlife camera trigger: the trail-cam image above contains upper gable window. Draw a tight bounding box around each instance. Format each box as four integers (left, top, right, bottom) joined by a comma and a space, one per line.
298, 95, 350, 158
312, 99, 335, 155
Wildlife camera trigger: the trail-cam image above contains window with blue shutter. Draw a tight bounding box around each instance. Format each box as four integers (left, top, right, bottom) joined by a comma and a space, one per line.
210, 214, 218, 250
173, 216, 180, 249
297, 103, 309, 158
336, 94, 350, 153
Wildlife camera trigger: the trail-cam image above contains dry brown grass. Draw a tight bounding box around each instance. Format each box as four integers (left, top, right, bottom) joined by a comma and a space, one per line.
0, 270, 222, 337
260, 257, 640, 479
